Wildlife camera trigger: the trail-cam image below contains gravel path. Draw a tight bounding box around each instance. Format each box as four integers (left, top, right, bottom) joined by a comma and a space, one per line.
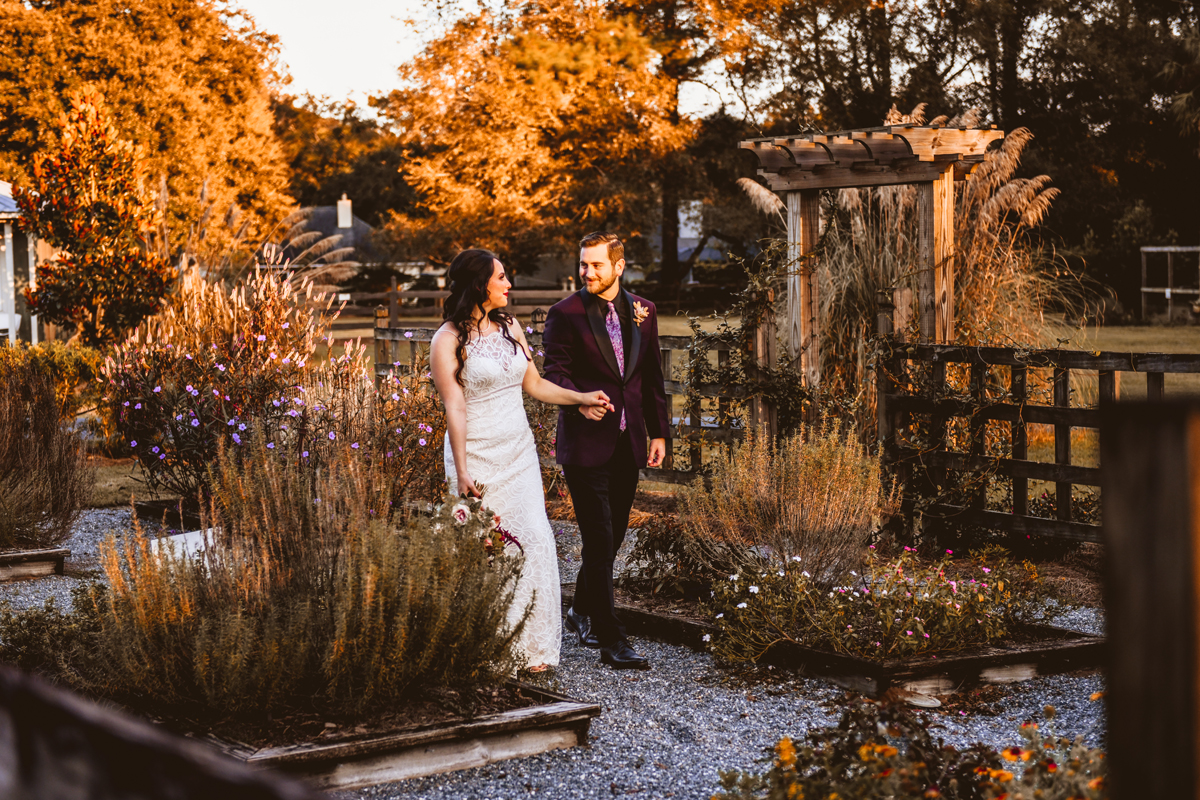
338, 522, 1107, 800
0, 512, 1107, 799
0, 508, 153, 613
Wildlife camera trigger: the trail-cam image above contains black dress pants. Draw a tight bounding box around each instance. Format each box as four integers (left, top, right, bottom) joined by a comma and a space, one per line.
563, 431, 639, 646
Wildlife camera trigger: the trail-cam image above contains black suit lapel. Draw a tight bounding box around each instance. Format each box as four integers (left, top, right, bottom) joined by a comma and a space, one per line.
622, 289, 642, 383
583, 290, 623, 381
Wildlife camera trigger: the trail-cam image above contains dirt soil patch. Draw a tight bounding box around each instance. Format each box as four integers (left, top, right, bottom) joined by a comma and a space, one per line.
89, 456, 179, 508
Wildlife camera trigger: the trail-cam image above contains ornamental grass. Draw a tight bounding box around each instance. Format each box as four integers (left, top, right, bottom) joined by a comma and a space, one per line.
0, 354, 93, 550
679, 423, 897, 582
0, 437, 526, 720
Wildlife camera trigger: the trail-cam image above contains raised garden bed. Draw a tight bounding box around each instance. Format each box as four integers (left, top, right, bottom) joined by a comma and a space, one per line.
210, 682, 600, 791
0, 547, 69, 581
563, 586, 1105, 698
133, 498, 202, 530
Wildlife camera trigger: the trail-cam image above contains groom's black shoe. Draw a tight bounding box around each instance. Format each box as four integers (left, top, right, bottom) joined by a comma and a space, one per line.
600, 639, 650, 670
566, 606, 600, 648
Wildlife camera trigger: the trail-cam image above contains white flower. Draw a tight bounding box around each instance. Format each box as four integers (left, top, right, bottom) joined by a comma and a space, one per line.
702, 634, 711, 643
801, 570, 811, 578
850, 571, 858, 577
715, 613, 724, 619
729, 575, 738, 581
736, 602, 747, 609
748, 585, 759, 594
791, 556, 802, 562
451, 503, 469, 524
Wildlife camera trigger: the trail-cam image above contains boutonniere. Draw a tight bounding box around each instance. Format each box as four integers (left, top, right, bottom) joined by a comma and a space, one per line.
633, 301, 650, 328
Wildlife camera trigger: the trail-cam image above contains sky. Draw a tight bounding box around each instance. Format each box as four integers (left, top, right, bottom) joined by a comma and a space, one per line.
234, 0, 730, 115
235, 0, 434, 108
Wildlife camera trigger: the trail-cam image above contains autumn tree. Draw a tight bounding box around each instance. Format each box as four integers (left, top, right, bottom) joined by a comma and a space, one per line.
376, 2, 686, 270
0, 0, 292, 247
15, 90, 175, 346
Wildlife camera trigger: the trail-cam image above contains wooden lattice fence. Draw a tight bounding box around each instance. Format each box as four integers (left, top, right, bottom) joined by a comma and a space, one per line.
877, 338, 1200, 544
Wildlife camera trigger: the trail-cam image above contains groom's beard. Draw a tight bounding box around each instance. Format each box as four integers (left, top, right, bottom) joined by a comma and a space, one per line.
585, 273, 618, 296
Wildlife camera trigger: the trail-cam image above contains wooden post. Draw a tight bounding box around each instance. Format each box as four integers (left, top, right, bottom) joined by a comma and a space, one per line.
1011, 365, 1028, 518
917, 170, 955, 343
748, 289, 779, 438
2, 222, 14, 343
1053, 367, 1072, 521
893, 286, 913, 342
661, 348, 674, 471
786, 190, 820, 387
1102, 402, 1200, 800
1169, 251, 1176, 322
876, 290, 895, 459
389, 275, 399, 329
26, 232, 36, 345
1142, 248, 1149, 322
1149, 372, 1166, 402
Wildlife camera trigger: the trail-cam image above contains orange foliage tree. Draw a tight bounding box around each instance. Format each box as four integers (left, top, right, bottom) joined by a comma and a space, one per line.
15, 90, 174, 347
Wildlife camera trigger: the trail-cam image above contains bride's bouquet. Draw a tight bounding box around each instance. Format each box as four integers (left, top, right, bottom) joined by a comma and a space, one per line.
432, 491, 521, 566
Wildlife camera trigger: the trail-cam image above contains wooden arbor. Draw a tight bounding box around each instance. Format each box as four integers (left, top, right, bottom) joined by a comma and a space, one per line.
739, 125, 1004, 386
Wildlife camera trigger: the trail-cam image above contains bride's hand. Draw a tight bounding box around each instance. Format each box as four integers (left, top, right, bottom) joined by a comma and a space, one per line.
580, 390, 614, 412
458, 472, 481, 498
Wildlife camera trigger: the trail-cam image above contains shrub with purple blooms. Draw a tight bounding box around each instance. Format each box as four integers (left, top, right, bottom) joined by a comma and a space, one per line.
103, 268, 447, 507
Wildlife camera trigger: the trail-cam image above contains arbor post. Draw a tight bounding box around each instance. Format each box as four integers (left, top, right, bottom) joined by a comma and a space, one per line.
1102, 402, 1200, 800
916, 169, 955, 343
786, 190, 820, 386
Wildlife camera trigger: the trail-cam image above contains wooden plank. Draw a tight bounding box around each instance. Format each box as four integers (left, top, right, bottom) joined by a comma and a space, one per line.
1054, 367, 1072, 521
933, 169, 955, 342
1102, 402, 1200, 799
887, 394, 1100, 428
917, 180, 937, 342
1149, 372, 1166, 401
785, 190, 820, 386
909, 449, 1100, 486
1011, 365, 1028, 517
894, 343, 1200, 372
661, 348, 674, 471
893, 286, 913, 341
931, 505, 1100, 543
1142, 248, 1149, 321
1099, 370, 1117, 404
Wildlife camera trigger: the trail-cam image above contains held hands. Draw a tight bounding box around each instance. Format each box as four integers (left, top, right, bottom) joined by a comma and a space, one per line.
578, 390, 615, 421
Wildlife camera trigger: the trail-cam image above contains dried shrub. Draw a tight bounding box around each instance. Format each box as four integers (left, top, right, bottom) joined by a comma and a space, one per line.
680, 424, 896, 581
70, 437, 523, 719
0, 341, 105, 421
715, 700, 1105, 800
618, 511, 748, 599
709, 546, 1058, 663
0, 357, 93, 550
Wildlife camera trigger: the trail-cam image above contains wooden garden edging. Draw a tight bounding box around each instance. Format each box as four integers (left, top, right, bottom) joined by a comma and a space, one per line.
0, 547, 69, 581
215, 682, 600, 792
562, 587, 1104, 698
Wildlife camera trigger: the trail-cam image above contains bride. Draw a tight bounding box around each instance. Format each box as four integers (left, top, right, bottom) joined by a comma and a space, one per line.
430, 248, 612, 672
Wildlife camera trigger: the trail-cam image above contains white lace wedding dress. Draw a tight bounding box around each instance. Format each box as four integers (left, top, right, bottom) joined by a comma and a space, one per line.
437, 329, 562, 669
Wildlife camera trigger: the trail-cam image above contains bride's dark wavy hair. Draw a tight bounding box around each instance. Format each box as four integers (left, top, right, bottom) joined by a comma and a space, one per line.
444, 248, 529, 386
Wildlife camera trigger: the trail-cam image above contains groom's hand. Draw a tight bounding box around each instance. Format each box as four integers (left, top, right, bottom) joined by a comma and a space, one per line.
579, 404, 606, 421
647, 438, 667, 468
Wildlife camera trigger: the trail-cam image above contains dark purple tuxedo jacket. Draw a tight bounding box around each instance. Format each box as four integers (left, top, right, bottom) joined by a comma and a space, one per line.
542, 288, 672, 468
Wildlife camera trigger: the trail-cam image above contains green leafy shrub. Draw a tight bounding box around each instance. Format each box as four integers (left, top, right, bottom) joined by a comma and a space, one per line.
0, 341, 104, 421
0, 360, 93, 549
4, 437, 525, 719
714, 700, 1105, 800
103, 268, 447, 507
709, 546, 1056, 662
15, 89, 175, 346
680, 424, 897, 580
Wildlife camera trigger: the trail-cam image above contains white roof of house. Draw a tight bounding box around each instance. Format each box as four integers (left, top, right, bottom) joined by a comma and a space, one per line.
0, 181, 18, 220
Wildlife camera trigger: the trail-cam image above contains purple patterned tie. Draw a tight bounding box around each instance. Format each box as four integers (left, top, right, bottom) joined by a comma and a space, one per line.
605, 301, 626, 431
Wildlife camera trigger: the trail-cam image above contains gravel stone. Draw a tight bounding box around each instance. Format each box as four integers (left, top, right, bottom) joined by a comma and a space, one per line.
0, 508, 151, 613
0, 513, 1108, 799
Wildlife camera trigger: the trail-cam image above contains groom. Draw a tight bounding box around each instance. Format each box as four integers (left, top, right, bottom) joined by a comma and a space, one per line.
543, 231, 671, 670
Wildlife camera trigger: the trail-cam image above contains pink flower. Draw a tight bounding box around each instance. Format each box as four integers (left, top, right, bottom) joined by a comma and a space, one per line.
981, 567, 991, 573
906, 631, 913, 636
452, 505, 469, 524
